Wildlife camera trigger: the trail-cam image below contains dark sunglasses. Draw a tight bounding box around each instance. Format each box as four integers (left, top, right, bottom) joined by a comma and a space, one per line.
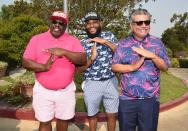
52, 20, 65, 26
132, 20, 151, 26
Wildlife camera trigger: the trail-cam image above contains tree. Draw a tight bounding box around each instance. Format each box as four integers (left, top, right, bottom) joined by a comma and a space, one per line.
0, 15, 48, 69
0, 0, 33, 21
162, 12, 188, 57
31, 0, 154, 39
1, 0, 155, 39
68, 0, 155, 39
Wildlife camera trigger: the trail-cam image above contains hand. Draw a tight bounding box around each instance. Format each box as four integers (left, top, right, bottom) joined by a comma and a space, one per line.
90, 43, 97, 61
43, 54, 54, 71
89, 37, 107, 45
132, 46, 156, 59
44, 48, 64, 57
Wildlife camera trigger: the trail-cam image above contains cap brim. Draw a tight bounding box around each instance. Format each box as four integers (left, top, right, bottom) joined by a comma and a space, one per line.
50, 16, 68, 24
84, 16, 100, 22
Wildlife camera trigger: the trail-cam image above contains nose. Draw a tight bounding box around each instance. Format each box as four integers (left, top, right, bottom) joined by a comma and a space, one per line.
88, 23, 95, 28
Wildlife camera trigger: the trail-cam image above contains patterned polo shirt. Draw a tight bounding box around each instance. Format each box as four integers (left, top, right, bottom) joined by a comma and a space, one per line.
112, 34, 170, 100
81, 31, 118, 81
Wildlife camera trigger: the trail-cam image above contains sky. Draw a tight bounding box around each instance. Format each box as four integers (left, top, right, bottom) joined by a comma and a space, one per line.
0, 0, 188, 38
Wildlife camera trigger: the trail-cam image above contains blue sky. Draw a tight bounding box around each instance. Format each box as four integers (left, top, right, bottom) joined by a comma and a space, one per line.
1, 0, 188, 38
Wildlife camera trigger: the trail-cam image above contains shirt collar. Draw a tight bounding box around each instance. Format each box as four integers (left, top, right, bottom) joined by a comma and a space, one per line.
131, 33, 150, 44
47, 29, 68, 41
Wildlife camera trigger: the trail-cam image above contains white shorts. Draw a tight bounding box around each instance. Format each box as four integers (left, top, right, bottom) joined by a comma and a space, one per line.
32, 80, 76, 122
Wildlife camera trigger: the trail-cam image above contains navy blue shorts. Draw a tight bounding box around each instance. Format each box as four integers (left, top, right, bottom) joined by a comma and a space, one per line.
118, 97, 159, 131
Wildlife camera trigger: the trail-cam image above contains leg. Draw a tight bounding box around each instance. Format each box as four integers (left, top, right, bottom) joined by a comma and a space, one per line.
32, 82, 55, 131
153, 100, 160, 131
106, 113, 117, 131
88, 115, 98, 131
137, 97, 159, 131
103, 77, 119, 131
39, 121, 52, 131
83, 80, 103, 130
54, 82, 76, 131
118, 99, 137, 131
56, 119, 69, 131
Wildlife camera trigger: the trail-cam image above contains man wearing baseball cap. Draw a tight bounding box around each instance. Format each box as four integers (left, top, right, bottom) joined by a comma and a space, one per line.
77, 11, 119, 131
23, 11, 86, 131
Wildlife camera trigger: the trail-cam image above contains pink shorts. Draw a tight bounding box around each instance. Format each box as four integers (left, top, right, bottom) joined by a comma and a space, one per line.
32, 80, 76, 122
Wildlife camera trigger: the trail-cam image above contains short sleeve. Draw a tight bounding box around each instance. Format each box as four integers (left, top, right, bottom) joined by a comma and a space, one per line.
112, 42, 122, 64
23, 36, 37, 61
72, 37, 85, 53
156, 40, 170, 67
109, 32, 118, 45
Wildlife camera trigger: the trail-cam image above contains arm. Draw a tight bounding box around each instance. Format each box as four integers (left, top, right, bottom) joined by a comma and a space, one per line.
90, 37, 117, 52
76, 43, 97, 73
112, 57, 145, 73
22, 55, 54, 72
132, 46, 168, 71
151, 55, 168, 71
45, 48, 87, 66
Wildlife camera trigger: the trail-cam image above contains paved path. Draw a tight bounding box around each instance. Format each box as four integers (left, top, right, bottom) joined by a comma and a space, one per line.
158, 100, 188, 131
168, 68, 188, 83
0, 68, 188, 131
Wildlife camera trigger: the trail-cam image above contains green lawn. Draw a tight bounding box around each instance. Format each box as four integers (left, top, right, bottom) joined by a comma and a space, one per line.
160, 71, 187, 103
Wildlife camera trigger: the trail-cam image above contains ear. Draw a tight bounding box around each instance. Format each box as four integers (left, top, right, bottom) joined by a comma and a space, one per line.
130, 23, 133, 31
99, 21, 103, 27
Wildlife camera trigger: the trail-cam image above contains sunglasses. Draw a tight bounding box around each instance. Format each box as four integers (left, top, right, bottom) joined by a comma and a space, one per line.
132, 20, 151, 26
52, 20, 65, 26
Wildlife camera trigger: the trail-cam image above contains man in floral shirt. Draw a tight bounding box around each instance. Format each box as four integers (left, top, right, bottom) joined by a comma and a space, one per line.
77, 11, 119, 131
112, 9, 170, 131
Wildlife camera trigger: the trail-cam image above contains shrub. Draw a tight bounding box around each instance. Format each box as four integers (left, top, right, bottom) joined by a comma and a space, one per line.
7, 95, 30, 106
0, 85, 12, 98
0, 61, 8, 77
0, 61, 8, 70
18, 71, 35, 85
0, 15, 48, 69
178, 58, 188, 68
166, 48, 173, 58
1, 80, 32, 105
170, 58, 180, 68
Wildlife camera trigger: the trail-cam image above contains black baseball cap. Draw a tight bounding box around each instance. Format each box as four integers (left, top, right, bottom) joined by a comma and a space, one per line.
84, 11, 100, 22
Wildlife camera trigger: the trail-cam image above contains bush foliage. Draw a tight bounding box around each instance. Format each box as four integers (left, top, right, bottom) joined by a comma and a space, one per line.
170, 58, 180, 68
178, 58, 188, 68
0, 15, 48, 69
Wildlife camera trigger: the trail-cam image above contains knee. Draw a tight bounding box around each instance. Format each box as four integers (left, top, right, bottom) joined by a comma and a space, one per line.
40, 120, 52, 126
106, 113, 117, 119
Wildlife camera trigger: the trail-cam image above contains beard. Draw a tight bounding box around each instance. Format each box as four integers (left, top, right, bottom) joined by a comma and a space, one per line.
85, 27, 102, 38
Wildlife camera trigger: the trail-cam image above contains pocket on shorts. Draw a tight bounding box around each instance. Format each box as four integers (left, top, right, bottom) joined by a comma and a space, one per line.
33, 80, 40, 95
81, 81, 86, 90
67, 81, 76, 92
72, 81, 76, 92
112, 77, 119, 90
33, 80, 47, 95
